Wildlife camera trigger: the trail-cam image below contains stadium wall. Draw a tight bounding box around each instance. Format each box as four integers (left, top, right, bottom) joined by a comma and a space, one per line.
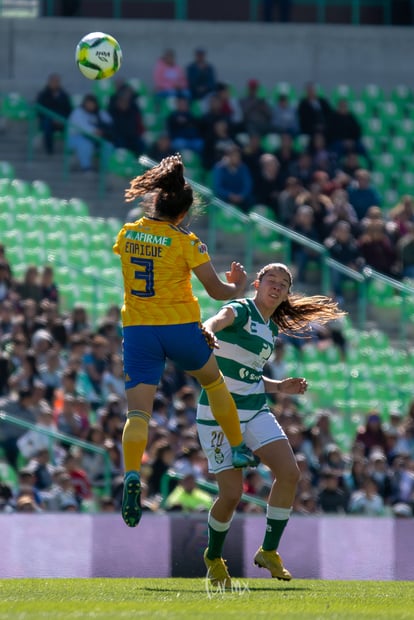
0, 18, 413, 97
1, 514, 414, 580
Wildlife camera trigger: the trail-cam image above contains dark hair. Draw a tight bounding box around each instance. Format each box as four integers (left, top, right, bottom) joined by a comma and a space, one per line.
256, 263, 346, 333
125, 154, 193, 220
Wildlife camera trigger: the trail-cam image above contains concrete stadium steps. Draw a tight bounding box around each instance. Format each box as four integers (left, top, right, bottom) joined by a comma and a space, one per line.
0, 118, 128, 220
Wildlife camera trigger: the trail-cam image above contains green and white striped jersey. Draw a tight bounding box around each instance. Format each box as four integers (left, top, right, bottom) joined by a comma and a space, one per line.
197, 298, 278, 424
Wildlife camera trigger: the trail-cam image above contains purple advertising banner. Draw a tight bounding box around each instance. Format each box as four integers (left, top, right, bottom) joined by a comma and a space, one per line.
0, 515, 413, 579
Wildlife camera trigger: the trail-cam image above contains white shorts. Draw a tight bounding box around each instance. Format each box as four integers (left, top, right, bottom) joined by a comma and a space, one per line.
197, 410, 287, 474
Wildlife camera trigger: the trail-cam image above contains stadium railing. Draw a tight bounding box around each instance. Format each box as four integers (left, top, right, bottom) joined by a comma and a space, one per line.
159, 469, 267, 510
41, 0, 188, 19
37, 0, 392, 23
0, 411, 113, 497
250, 0, 392, 25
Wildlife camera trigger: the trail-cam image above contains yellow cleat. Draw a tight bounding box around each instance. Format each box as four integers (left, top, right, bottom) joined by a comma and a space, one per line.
253, 546, 292, 580
203, 549, 232, 589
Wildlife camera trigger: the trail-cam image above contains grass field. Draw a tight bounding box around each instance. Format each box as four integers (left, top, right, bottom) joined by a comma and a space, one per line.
0, 578, 413, 619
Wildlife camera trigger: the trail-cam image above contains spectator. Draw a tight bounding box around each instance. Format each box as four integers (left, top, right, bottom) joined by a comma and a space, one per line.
277, 176, 304, 226
388, 194, 414, 239
164, 471, 213, 512
307, 131, 336, 177
328, 98, 372, 169
348, 475, 386, 516
40, 265, 59, 306
324, 220, 364, 300
201, 118, 236, 171
67, 94, 114, 174
8, 348, 41, 393
342, 454, 367, 494
389, 451, 414, 514
16, 401, 58, 461
0, 262, 13, 303
289, 151, 314, 189
79, 334, 110, 410
291, 205, 321, 283
297, 82, 333, 138
198, 93, 229, 141
358, 220, 400, 278
81, 424, 108, 489
108, 84, 146, 156
16, 266, 43, 307
153, 48, 189, 100
56, 392, 85, 439
239, 79, 273, 136
147, 441, 175, 497
323, 188, 360, 237
272, 94, 299, 136
0, 387, 36, 469
253, 153, 283, 217
241, 133, 266, 188
62, 450, 92, 507
274, 131, 298, 175
317, 468, 349, 513
166, 96, 204, 154
396, 224, 414, 279
214, 82, 243, 132
186, 48, 217, 103
355, 412, 389, 459
347, 169, 382, 220
147, 133, 175, 163
35, 73, 72, 154
212, 145, 253, 212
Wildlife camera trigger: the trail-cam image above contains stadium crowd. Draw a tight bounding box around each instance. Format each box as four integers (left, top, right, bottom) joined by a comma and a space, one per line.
0, 249, 413, 518
34, 50, 414, 297
0, 48, 413, 518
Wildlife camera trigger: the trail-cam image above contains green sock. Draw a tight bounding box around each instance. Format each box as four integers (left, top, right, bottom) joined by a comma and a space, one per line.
206, 513, 232, 560
262, 506, 291, 551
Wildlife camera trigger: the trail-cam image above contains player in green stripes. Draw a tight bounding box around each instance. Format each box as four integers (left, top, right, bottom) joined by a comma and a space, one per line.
197, 262, 345, 588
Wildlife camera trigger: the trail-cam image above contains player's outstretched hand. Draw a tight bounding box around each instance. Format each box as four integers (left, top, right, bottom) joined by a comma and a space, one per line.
225, 262, 247, 289
201, 324, 219, 349
279, 378, 308, 395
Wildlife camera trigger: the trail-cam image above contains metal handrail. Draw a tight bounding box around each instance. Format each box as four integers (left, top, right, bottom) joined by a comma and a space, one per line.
0, 411, 113, 496
160, 469, 267, 510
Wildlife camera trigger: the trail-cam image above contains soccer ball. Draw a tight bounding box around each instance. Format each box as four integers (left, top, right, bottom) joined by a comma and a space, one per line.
75, 32, 122, 80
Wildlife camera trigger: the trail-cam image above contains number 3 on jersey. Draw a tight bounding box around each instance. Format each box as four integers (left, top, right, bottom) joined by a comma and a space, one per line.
131, 257, 155, 297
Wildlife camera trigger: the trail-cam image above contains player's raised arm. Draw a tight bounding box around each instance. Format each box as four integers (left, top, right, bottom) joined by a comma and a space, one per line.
193, 261, 246, 300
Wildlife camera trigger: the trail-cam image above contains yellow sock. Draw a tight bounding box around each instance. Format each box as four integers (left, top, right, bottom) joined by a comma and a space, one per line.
202, 374, 243, 447
122, 410, 151, 473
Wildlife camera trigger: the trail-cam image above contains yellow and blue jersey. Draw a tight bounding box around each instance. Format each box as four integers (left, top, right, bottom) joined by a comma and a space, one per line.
113, 216, 211, 326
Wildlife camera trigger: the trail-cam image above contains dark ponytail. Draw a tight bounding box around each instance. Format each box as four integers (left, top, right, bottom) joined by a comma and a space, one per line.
125, 154, 194, 219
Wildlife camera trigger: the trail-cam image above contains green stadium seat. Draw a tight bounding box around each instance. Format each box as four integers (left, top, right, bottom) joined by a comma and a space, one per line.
331, 84, 356, 104
271, 82, 297, 104
93, 79, 115, 107
360, 84, 385, 110
10, 179, 31, 198
31, 179, 52, 200
390, 84, 413, 110
127, 77, 149, 96
108, 148, 139, 178
0, 161, 15, 179
398, 171, 414, 195
1, 92, 31, 120
67, 197, 89, 217
261, 133, 281, 152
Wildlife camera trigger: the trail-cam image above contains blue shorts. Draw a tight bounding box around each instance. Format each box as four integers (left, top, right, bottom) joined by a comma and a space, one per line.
123, 322, 212, 389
